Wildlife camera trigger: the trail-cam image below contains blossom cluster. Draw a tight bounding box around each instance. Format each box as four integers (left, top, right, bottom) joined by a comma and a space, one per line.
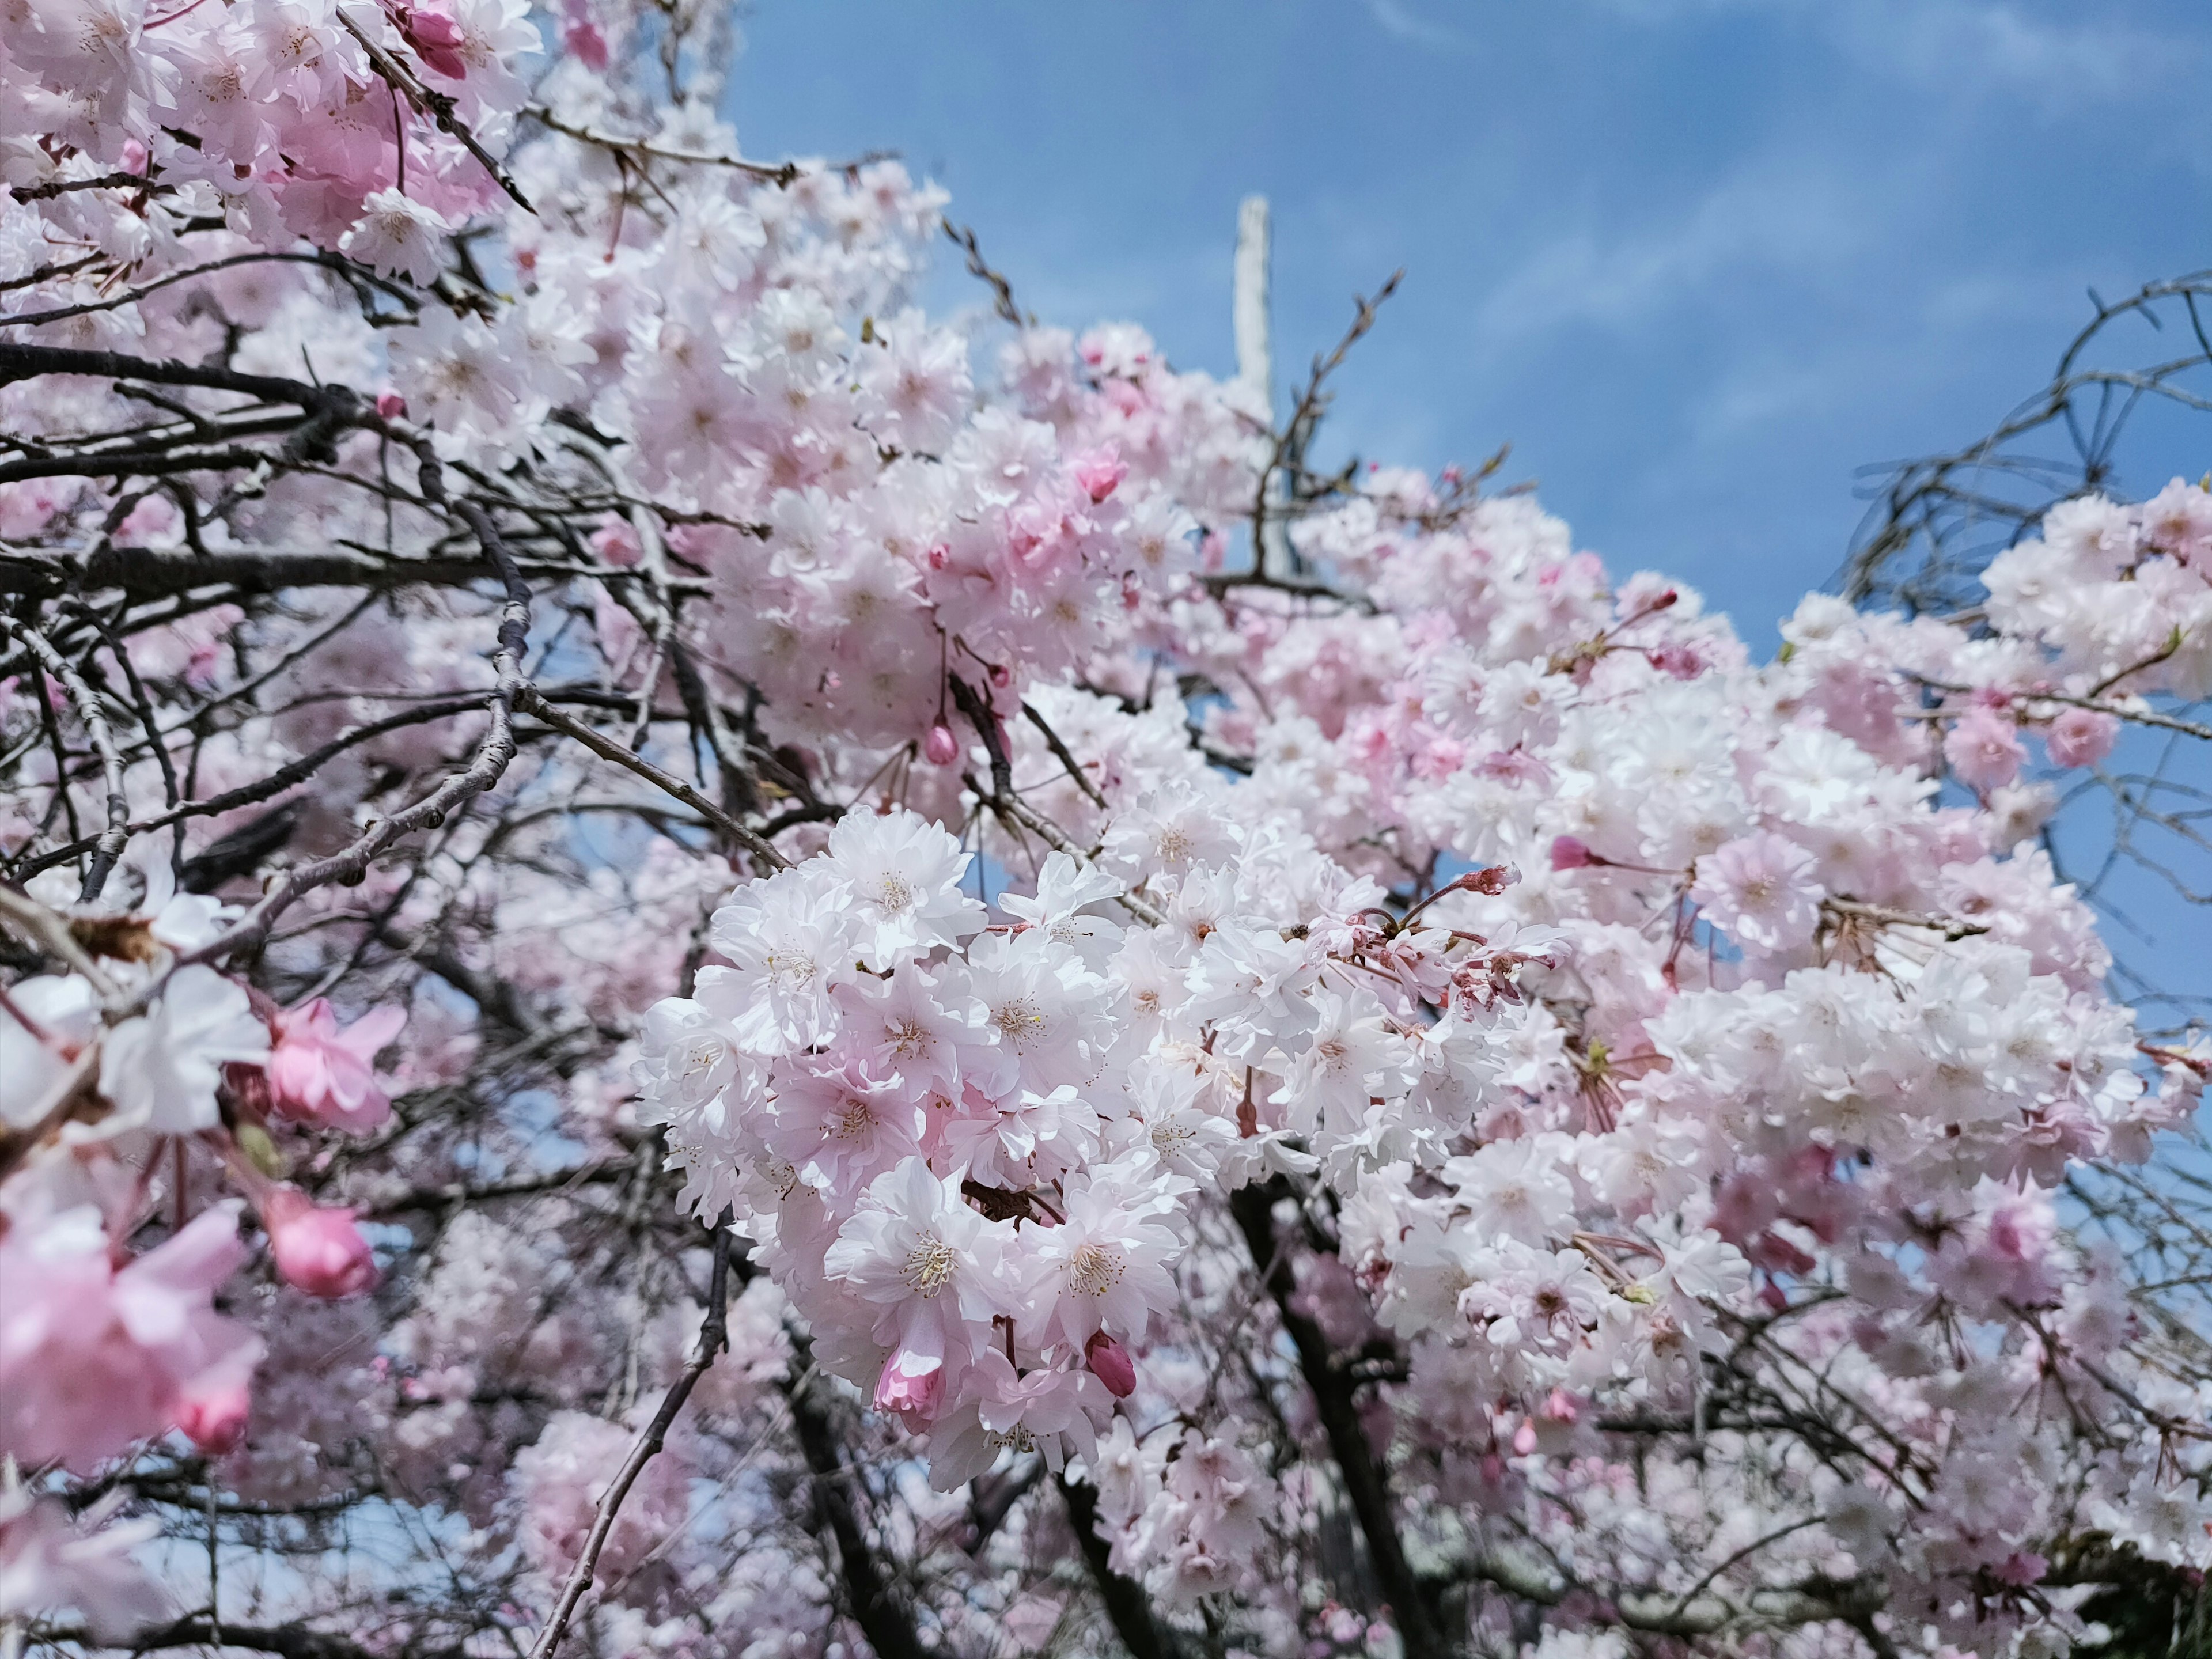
1, 0, 536, 339
2, 2, 2211, 1654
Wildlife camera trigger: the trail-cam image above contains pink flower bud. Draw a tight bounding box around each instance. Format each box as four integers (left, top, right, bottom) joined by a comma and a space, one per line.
176, 1381, 251, 1453
1071, 448, 1127, 504
268, 998, 405, 1134
988, 663, 1012, 690
1084, 1331, 1136, 1397
926, 541, 950, 570
399, 7, 468, 79
2044, 706, 2119, 770
1458, 863, 1518, 896
120, 139, 150, 176
263, 1188, 378, 1298
1549, 835, 1594, 871
1943, 706, 2025, 793
874, 1346, 945, 1429
1512, 1418, 1537, 1455
924, 723, 960, 767
376, 391, 407, 419
562, 16, 608, 68
589, 516, 642, 567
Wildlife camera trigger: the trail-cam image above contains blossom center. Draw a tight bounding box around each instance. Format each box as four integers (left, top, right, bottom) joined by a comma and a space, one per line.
1067, 1241, 1125, 1297
991, 998, 1046, 1050
887, 1016, 934, 1058
764, 948, 817, 991
902, 1236, 957, 1296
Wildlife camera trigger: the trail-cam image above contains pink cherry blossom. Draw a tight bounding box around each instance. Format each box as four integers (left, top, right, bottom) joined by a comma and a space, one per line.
1689, 831, 1824, 955
1944, 705, 2028, 793
0, 1205, 263, 1472
262, 1189, 379, 1298
267, 998, 407, 1132
2045, 705, 2119, 769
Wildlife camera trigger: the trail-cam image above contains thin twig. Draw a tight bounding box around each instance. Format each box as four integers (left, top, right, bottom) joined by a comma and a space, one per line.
525, 1221, 732, 1659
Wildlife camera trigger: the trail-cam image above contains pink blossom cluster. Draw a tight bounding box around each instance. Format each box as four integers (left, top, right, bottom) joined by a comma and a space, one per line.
0, 856, 405, 1617
2, 6, 2211, 1653
0, 0, 537, 339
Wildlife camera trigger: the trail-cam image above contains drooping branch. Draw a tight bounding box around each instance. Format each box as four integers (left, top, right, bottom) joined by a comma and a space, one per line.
1231, 1180, 1452, 1659
780, 1332, 930, 1659
0, 546, 619, 601
525, 1220, 733, 1659
1057, 1472, 1183, 1659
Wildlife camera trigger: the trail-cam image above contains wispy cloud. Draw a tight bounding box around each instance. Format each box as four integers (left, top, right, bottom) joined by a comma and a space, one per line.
1581, 0, 2188, 103
1824, 1, 2181, 103
1467, 160, 1873, 347
1357, 0, 1476, 52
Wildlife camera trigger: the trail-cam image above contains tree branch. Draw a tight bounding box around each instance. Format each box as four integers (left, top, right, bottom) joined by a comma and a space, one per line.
781, 1332, 929, 1659
1231, 1180, 1450, 1659
525, 1220, 732, 1659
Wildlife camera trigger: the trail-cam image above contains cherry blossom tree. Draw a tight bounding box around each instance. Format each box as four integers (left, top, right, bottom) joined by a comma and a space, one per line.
2, 5, 2211, 1659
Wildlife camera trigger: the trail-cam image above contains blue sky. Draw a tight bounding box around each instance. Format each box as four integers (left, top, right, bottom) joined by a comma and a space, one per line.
726, 0, 2212, 647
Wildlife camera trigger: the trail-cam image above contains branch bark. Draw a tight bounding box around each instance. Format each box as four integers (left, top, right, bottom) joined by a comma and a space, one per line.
1057, 1472, 1181, 1659
1232, 1180, 1452, 1659
780, 1333, 928, 1659
525, 1222, 732, 1659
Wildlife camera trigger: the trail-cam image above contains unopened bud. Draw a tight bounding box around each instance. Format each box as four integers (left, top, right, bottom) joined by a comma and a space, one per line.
177, 1381, 251, 1453
262, 1188, 378, 1298
874, 1346, 946, 1429
924, 723, 960, 767
1548, 836, 1594, 872
1085, 1331, 1137, 1397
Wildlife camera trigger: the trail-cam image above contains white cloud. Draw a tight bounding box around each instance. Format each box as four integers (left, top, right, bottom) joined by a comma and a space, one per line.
1581, 0, 2188, 103
1823, 1, 2179, 103
1357, 0, 1476, 51
1467, 159, 1873, 347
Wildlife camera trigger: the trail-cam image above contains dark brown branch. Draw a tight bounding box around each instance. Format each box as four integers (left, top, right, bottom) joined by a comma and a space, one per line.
782, 1333, 929, 1659
1021, 699, 1108, 810
1232, 1180, 1450, 1659
46, 1615, 467, 1659
0, 339, 339, 409
513, 688, 789, 872
941, 219, 1024, 328
335, 10, 532, 211
0, 546, 516, 601
1058, 1472, 1183, 1659
525, 1221, 732, 1659
0, 613, 131, 898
